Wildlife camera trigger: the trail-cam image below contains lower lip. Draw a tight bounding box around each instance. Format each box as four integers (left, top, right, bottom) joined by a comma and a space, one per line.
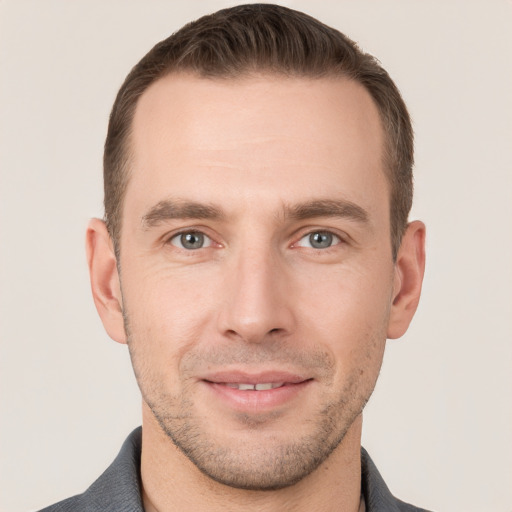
203, 380, 312, 412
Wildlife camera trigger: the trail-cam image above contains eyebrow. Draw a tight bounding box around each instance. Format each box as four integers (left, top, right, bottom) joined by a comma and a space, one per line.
141, 197, 370, 230
285, 199, 370, 224
141, 199, 225, 229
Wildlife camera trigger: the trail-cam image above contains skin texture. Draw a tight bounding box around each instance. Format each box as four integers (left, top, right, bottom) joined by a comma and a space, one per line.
86, 74, 425, 512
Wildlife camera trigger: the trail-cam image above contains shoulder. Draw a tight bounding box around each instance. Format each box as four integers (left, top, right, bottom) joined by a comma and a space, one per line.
35, 427, 143, 512
393, 497, 432, 512
361, 447, 434, 512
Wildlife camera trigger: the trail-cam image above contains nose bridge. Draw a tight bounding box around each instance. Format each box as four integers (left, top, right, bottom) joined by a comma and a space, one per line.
219, 239, 294, 342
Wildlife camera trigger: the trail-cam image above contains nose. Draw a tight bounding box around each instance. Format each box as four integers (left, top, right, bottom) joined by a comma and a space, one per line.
217, 245, 296, 344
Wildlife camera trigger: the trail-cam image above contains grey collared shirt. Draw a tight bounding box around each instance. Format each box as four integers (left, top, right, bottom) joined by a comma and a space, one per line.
38, 427, 432, 512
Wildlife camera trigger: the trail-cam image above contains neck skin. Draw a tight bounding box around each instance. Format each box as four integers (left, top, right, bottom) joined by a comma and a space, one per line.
140, 403, 363, 512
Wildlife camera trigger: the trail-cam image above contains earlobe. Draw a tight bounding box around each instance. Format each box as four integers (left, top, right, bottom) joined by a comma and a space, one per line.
387, 220, 426, 339
86, 218, 127, 344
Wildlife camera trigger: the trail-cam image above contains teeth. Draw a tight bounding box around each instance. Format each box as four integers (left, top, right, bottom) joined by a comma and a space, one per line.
225, 382, 285, 391
255, 382, 284, 390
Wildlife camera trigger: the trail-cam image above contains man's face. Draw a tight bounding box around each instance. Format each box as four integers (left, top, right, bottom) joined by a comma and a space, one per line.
119, 74, 395, 489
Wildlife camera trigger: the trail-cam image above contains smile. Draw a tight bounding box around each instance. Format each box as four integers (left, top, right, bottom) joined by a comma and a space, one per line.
200, 373, 313, 413
224, 382, 285, 391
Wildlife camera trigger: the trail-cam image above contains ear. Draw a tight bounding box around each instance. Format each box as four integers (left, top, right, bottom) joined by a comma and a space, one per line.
86, 218, 127, 344
387, 220, 426, 339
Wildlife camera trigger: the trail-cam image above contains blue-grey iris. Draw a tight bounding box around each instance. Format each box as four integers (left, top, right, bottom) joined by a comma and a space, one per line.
309, 232, 333, 249
181, 232, 204, 249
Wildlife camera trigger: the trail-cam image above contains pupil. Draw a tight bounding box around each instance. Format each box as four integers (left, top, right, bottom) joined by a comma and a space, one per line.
182, 232, 203, 249
310, 232, 332, 248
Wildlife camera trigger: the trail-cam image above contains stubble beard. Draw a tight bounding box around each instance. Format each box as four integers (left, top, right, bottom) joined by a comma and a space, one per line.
148, 383, 368, 491
124, 314, 384, 491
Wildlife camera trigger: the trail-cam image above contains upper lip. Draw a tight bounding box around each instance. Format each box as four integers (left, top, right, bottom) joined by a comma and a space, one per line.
202, 370, 309, 385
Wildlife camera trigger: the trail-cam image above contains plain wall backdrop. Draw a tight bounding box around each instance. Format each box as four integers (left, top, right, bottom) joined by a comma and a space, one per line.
1, 1, 511, 511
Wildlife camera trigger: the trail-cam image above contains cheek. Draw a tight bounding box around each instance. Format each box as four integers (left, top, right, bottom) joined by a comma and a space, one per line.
121, 265, 222, 360
294, 264, 392, 368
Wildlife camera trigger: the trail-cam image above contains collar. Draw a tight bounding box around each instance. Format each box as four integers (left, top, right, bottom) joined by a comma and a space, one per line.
74, 427, 428, 512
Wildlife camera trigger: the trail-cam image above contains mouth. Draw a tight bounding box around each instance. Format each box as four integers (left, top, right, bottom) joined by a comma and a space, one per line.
224, 382, 286, 391
200, 371, 313, 412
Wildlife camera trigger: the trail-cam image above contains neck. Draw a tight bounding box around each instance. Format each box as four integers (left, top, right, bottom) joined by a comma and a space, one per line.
140, 406, 363, 512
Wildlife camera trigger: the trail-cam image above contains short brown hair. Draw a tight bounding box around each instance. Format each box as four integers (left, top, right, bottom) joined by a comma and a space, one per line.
104, 3, 413, 259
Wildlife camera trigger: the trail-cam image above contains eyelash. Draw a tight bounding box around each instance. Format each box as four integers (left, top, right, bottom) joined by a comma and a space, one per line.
167, 230, 216, 250
294, 230, 343, 250
165, 228, 346, 252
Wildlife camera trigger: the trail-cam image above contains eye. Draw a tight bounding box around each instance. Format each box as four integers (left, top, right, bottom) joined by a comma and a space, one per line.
297, 231, 341, 249
169, 231, 212, 250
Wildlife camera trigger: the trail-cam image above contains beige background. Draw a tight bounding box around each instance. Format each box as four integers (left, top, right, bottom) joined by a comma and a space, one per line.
1, 1, 511, 511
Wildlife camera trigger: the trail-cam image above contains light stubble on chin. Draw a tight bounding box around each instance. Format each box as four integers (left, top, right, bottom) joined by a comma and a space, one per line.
123, 313, 383, 490
149, 375, 370, 490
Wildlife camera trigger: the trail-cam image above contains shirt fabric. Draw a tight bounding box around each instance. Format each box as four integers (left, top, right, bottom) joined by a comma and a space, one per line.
38, 427, 432, 512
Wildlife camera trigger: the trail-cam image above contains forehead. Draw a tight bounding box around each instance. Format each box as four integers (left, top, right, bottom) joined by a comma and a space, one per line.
127, 73, 387, 220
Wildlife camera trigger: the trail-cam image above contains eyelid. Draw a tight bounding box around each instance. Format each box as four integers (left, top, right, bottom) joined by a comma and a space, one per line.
291, 227, 347, 249
170, 231, 212, 249
162, 226, 221, 249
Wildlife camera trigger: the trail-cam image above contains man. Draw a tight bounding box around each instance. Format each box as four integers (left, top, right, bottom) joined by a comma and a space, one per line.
40, 4, 427, 511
